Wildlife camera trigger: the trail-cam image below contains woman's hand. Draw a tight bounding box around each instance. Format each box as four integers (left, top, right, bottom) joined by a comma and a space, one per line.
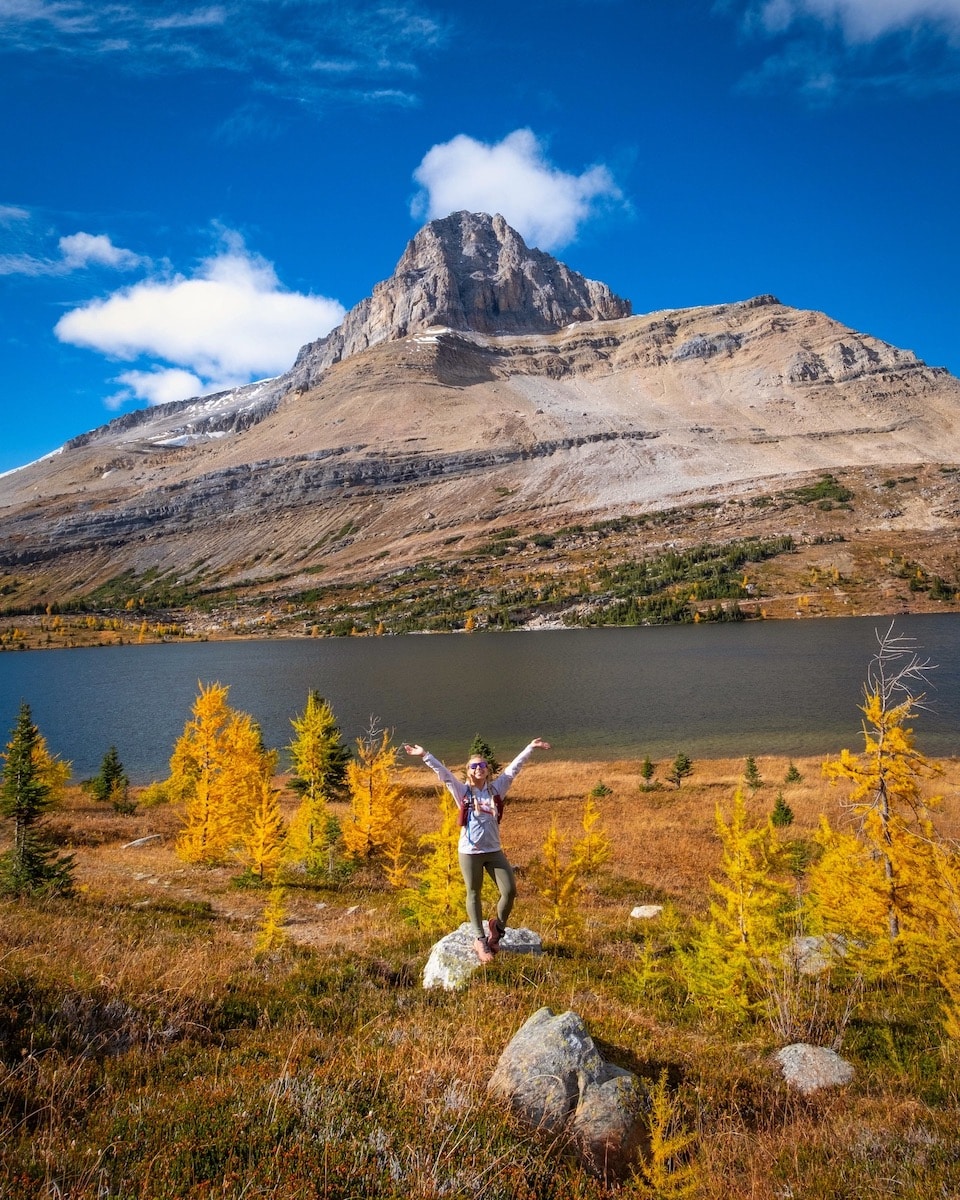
530, 738, 551, 750
404, 743, 426, 757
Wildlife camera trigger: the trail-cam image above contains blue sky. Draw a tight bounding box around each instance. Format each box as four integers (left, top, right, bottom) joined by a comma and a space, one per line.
1, 0, 959, 474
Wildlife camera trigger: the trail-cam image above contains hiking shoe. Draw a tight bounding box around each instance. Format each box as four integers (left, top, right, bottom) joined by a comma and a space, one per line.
474, 935, 495, 964
487, 918, 505, 951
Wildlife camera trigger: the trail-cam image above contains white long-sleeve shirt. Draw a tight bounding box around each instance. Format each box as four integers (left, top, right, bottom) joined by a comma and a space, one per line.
422, 744, 536, 854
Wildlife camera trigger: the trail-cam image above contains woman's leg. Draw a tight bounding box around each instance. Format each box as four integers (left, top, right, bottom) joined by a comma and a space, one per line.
459, 852, 487, 937
484, 850, 516, 927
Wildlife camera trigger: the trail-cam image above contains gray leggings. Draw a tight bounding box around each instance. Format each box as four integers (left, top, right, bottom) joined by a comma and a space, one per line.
459, 850, 516, 938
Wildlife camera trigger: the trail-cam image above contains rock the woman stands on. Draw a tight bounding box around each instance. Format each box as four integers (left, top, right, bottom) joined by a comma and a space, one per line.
404, 738, 551, 963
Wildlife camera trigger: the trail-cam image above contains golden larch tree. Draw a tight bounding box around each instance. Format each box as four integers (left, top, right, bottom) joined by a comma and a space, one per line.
817, 624, 947, 977
284, 692, 349, 875
682, 789, 790, 1022
341, 724, 408, 862
402, 788, 465, 932
243, 776, 286, 882
171, 682, 275, 865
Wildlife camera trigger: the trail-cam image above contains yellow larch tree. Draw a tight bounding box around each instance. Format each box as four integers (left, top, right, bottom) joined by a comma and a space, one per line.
171, 682, 276, 865
242, 776, 286, 882
530, 823, 585, 939
284, 692, 350, 876
816, 624, 948, 979
254, 885, 288, 956
529, 797, 612, 939
682, 789, 790, 1022
573, 795, 611, 879
402, 788, 465, 932
341, 724, 409, 863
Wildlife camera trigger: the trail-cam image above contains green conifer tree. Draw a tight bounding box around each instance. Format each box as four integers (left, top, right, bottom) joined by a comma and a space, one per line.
743, 755, 762, 790
288, 691, 351, 803
91, 745, 133, 813
668, 751, 693, 788
770, 790, 794, 828
468, 734, 500, 776
0, 702, 74, 896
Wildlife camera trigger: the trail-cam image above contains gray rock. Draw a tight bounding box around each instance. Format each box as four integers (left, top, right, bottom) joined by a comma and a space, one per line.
630, 904, 664, 920
569, 1067, 648, 1179
291, 211, 631, 387
785, 934, 847, 976
487, 1007, 648, 1180
422, 922, 542, 991
774, 1043, 854, 1095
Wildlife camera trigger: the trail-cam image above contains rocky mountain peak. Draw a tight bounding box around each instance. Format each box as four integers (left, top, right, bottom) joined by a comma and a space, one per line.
290, 210, 631, 389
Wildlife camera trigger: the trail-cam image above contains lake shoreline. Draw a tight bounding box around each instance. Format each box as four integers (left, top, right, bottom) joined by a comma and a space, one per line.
0, 598, 950, 655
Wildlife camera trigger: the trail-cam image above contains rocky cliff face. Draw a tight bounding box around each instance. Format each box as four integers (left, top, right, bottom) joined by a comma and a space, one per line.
288, 211, 631, 389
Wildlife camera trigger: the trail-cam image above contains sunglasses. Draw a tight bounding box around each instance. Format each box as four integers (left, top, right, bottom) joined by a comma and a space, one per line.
469, 761, 488, 769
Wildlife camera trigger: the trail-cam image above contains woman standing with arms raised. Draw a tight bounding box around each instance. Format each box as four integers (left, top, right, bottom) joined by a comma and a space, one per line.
404, 738, 551, 962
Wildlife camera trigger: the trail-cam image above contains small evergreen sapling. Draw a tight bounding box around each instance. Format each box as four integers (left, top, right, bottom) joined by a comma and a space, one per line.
640, 755, 656, 785
668, 752, 693, 788
770, 790, 794, 827
91, 745, 133, 813
468, 734, 500, 776
743, 755, 762, 790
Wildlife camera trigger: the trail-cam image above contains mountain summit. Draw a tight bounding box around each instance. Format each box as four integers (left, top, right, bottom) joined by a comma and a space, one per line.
289, 210, 631, 388
2, 211, 959, 628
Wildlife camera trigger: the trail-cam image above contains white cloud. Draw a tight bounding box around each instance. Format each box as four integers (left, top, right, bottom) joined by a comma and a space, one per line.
760, 0, 960, 40
54, 237, 345, 407
59, 232, 145, 270
411, 129, 622, 250
0, 226, 144, 276
736, 0, 960, 96
0, 205, 31, 224
109, 367, 204, 409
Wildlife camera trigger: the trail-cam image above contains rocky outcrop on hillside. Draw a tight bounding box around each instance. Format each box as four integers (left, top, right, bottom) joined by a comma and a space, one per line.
289, 211, 631, 390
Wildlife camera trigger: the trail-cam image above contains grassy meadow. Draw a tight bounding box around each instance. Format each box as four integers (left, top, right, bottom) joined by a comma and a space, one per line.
2, 752, 960, 1198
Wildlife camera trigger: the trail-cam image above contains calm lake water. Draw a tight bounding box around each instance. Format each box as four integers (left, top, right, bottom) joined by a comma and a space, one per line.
1, 615, 958, 783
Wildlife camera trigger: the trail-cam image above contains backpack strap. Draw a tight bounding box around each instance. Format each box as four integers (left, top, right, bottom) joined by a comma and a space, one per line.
457, 786, 504, 826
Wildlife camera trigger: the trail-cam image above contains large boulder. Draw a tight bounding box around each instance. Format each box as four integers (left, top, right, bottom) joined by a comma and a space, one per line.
487, 1007, 648, 1180
774, 1043, 855, 1095
422, 922, 543, 991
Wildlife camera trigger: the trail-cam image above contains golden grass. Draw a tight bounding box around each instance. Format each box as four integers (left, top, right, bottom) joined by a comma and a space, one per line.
2, 754, 959, 1198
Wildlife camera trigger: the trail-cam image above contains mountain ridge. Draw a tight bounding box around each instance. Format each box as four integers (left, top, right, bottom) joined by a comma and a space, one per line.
1, 212, 959, 630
